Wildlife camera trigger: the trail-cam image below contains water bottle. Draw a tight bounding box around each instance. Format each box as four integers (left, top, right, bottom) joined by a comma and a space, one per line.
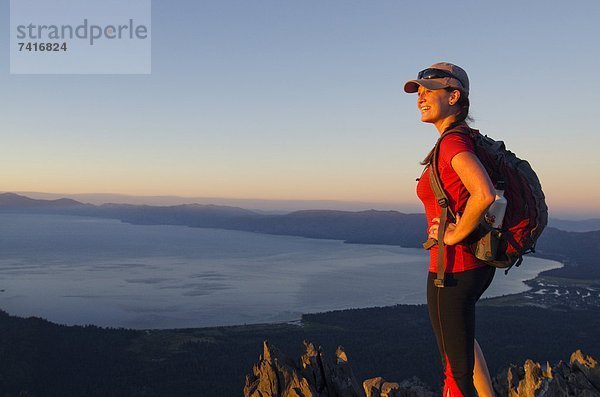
474, 181, 508, 261
485, 181, 507, 229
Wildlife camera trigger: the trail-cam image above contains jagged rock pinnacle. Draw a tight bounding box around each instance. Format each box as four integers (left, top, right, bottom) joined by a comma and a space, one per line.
245, 340, 436, 397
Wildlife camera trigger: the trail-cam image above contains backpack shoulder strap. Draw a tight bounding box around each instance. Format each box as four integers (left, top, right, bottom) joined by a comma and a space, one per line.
429, 123, 473, 213
427, 124, 470, 287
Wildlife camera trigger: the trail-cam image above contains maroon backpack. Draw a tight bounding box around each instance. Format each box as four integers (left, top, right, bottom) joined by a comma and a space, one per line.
425, 124, 548, 288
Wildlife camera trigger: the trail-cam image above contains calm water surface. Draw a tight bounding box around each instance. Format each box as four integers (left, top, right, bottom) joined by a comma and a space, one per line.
0, 214, 561, 329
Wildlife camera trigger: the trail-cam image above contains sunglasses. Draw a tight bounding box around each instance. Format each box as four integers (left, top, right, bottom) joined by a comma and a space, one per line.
418, 68, 461, 83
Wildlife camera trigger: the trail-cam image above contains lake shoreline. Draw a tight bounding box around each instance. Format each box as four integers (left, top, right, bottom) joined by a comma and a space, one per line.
4, 262, 589, 333
0, 213, 566, 329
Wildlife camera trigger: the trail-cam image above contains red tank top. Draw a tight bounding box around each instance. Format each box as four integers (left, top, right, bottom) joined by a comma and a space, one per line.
416, 133, 486, 273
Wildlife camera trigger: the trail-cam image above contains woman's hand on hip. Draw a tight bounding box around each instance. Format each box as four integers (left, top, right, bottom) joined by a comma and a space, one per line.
428, 214, 462, 246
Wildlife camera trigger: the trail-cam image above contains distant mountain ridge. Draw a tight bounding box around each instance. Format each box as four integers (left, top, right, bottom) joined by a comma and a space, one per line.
12, 191, 412, 213
0, 193, 426, 247
0, 192, 90, 209
549, 217, 600, 232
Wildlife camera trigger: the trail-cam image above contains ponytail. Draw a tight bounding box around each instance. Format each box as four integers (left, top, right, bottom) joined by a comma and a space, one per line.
448, 88, 472, 124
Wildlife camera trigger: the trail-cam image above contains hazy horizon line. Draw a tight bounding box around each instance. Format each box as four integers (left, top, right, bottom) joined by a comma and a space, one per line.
4, 191, 599, 221
8, 190, 419, 214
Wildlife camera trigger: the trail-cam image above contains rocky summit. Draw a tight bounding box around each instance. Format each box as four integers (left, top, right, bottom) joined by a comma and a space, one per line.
493, 350, 600, 397
243, 341, 600, 397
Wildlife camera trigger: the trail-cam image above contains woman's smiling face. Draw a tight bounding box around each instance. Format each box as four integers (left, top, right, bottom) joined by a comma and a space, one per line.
417, 86, 457, 126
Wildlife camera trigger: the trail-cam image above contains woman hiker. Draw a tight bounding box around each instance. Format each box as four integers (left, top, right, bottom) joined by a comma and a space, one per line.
404, 62, 496, 397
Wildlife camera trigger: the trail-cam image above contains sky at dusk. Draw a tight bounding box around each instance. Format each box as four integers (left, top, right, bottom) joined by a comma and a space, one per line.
1, 1, 599, 218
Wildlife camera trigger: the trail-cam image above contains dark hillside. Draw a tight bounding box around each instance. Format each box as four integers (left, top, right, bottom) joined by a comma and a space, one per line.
535, 227, 600, 279
1, 304, 598, 397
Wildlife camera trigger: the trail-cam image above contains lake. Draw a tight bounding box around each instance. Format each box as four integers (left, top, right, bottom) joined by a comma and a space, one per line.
0, 214, 561, 329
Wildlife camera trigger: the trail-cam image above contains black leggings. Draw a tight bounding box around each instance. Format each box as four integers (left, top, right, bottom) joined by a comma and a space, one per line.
427, 266, 495, 397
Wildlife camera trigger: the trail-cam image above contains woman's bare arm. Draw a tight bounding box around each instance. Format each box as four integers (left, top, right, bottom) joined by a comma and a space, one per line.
429, 151, 495, 245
